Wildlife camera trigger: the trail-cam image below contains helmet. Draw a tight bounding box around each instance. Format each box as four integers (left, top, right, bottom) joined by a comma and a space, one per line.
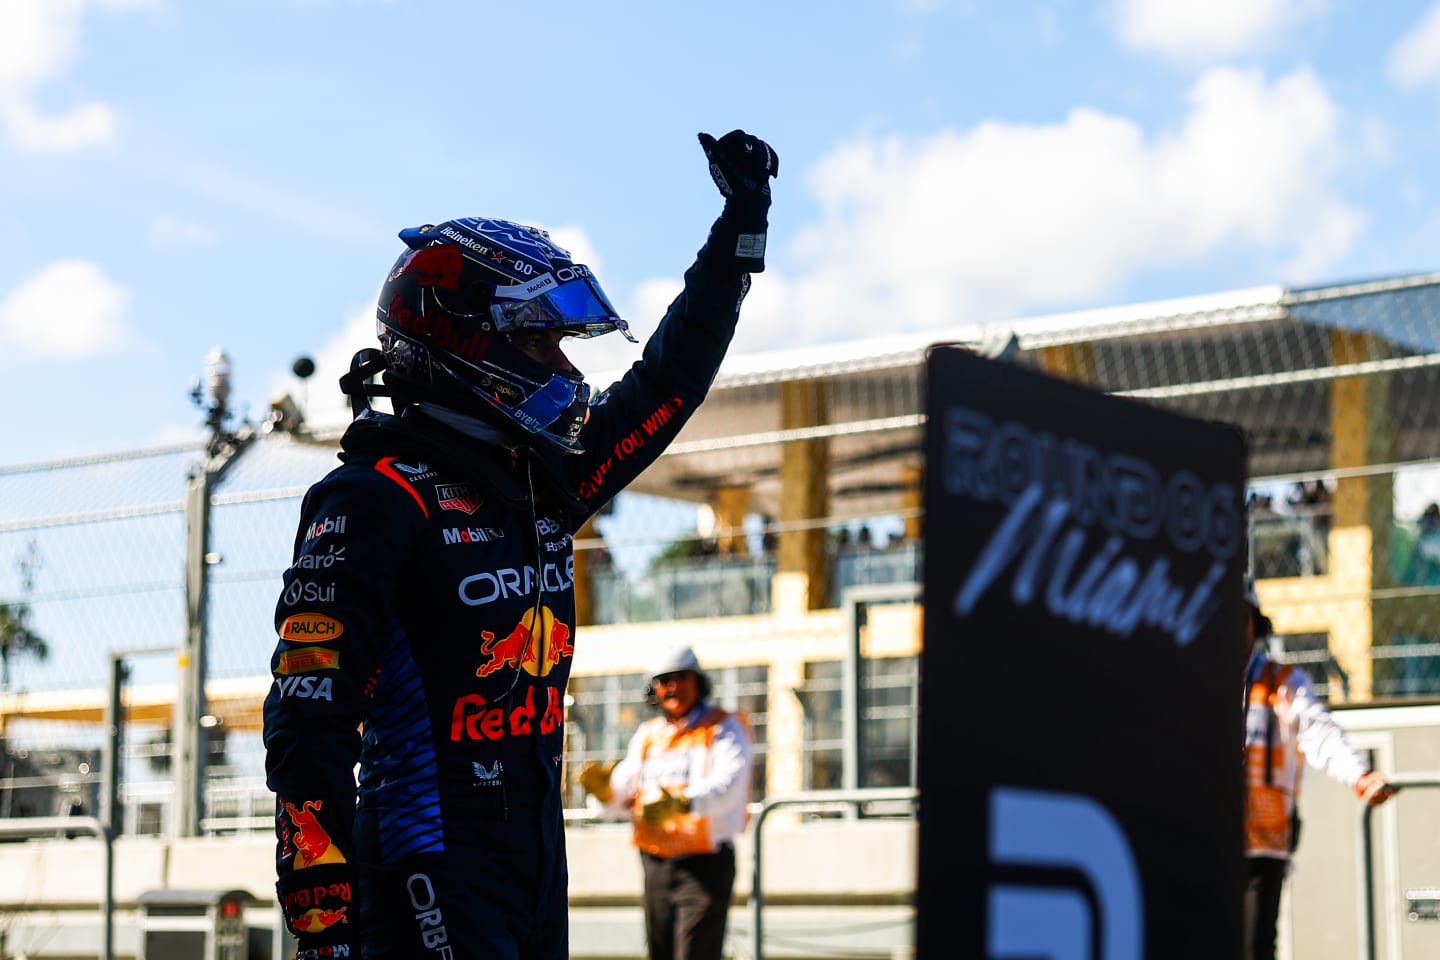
371, 217, 635, 453
645, 644, 712, 703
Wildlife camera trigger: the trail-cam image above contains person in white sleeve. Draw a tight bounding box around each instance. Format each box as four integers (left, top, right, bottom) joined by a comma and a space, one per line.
1242, 579, 1396, 960
579, 644, 753, 960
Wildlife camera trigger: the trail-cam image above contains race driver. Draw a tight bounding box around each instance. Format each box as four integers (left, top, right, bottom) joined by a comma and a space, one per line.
262, 129, 777, 960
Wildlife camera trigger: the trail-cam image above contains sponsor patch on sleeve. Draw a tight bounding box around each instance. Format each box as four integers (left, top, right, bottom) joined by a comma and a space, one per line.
277, 647, 341, 674
280, 613, 345, 643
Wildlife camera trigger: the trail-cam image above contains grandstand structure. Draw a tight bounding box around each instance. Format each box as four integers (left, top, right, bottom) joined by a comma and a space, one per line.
3, 271, 1440, 958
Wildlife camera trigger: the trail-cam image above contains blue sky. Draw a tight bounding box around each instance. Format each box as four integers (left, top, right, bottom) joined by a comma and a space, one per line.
4, 0, 1440, 464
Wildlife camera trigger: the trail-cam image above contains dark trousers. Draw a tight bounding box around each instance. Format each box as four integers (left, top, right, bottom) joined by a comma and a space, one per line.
641, 846, 736, 960
1243, 856, 1287, 960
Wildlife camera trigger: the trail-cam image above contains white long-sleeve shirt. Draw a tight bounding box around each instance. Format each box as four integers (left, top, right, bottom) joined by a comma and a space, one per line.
598, 701, 753, 854
1244, 649, 1369, 858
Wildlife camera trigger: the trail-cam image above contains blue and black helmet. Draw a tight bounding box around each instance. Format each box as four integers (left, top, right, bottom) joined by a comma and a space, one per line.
371, 217, 634, 453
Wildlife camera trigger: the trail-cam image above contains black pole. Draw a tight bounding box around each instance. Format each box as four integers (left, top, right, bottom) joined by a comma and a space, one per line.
101, 655, 128, 838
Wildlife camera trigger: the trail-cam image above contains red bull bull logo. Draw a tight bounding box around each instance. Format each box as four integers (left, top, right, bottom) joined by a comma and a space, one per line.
285, 800, 347, 869
295, 906, 348, 935
474, 605, 574, 678
404, 244, 463, 289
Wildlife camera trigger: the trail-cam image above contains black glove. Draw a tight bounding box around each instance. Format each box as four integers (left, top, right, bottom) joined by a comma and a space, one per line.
698, 129, 779, 272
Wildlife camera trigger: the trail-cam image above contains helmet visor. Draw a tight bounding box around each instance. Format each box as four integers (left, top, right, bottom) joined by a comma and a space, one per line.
491, 271, 636, 341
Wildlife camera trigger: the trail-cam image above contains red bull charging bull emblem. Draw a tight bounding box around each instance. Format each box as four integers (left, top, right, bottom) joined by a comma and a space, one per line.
295, 906, 348, 935
404, 244, 463, 289
474, 605, 574, 678
285, 800, 347, 869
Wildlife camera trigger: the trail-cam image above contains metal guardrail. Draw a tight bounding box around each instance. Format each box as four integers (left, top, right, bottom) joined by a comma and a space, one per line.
0, 815, 114, 960
1357, 775, 1440, 960
749, 788, 919, 960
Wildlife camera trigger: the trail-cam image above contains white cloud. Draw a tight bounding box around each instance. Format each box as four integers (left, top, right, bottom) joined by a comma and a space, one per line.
0, 260, 133, 358
748, 65, 1359, 349
0, 0, 142, 153
1113, 0, 1326, 62
3, 99, 115, 153
147, 216, 219, 247
287, 65, 1362, 403
1388, 3, 1440, 91
0, 0, 85, 92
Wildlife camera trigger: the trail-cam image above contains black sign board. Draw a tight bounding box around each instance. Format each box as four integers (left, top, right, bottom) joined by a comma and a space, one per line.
919, 345, 1247, 959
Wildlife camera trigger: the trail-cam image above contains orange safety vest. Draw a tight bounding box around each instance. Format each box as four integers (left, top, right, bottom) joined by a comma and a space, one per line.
1244, 658, 1302, 857
630, 706, 744, 858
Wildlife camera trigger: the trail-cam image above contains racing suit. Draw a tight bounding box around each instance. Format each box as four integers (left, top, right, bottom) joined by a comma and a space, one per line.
262, 248, 750, 960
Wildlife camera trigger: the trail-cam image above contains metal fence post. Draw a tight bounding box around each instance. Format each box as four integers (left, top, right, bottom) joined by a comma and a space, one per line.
748, 788, 919, 960
1356, 775, 1440, 960
175, 430, 252, 839
0, 816, 114, 960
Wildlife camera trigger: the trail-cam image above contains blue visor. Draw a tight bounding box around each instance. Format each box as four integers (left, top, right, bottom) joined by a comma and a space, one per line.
491, 271, 635, 341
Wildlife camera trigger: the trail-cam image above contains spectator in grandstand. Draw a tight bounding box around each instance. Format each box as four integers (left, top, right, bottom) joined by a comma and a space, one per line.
1285, 479, 1331, 512
262, 130, 776, 960
1406, 502, 1440, 585
760, 515, 778, 554
1242, 580, 1396, 960
1246, 490, 1278, 519
578, 644, 753, 960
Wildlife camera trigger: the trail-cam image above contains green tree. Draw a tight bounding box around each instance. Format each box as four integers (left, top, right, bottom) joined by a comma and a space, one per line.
0, 540, 48, 690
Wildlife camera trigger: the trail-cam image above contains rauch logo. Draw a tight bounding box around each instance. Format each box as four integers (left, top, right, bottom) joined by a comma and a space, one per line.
280, 613, 344, 643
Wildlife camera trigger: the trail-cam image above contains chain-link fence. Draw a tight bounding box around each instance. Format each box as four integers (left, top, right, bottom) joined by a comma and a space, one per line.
2, 273, 1439, 836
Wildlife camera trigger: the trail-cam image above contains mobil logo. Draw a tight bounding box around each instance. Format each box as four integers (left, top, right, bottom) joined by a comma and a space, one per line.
473, 605, 574, 678
304, 516, 347, 542
442, 526, 504, 545
280, 613, 344, 643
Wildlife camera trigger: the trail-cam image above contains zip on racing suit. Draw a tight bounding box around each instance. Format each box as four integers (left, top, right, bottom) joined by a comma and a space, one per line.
262, 247, 750, 959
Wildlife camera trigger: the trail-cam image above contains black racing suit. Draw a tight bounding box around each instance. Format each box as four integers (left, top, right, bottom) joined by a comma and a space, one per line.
262, 248, 749, 960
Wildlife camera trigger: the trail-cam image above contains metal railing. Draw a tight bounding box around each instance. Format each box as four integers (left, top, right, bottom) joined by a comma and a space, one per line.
1356, 774, 1440, 960
0, 814, 114, 960
749, 788, 919, 960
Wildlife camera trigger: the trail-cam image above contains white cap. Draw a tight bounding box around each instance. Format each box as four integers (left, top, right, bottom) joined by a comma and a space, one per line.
648, 643, 705, 682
